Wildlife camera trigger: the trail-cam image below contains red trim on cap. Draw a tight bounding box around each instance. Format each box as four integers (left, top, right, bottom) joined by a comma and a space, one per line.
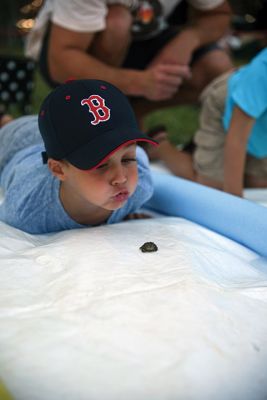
84, 139, 158, 171
65, 77, 76, 83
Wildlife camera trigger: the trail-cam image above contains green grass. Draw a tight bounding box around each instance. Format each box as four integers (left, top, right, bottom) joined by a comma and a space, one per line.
144, 105, 199, 145
31, 69, 51, 113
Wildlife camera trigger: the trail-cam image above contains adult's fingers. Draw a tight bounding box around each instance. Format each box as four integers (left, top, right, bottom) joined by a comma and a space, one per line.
157, 63, 192, 79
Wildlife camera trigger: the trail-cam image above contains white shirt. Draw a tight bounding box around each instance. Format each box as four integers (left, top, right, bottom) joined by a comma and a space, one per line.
25, 0, 224, 60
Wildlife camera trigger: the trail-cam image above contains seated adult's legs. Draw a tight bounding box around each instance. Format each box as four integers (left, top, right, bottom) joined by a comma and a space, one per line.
182, 48, 234, 99
40, 5, 133, 87
90, 4, 133, 67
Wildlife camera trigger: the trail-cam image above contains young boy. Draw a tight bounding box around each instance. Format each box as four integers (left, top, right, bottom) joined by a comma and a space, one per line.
147, 47, 267, 197
0, 79, 157, 234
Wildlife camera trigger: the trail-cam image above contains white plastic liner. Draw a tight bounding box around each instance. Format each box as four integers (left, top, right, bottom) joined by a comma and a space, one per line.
0, 214, 267, 400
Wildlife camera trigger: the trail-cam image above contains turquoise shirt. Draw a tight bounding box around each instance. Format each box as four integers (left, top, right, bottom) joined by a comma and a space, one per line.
223, 48, 267, 158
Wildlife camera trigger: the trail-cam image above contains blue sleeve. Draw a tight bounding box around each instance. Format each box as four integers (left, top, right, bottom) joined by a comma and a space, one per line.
232, 50, 267, 118
0, 115, 40, 177
0, 147, 83, 234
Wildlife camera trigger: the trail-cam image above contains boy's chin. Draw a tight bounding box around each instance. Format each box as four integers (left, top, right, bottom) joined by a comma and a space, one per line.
104, 199, 129, 211
105, 204, 126, 211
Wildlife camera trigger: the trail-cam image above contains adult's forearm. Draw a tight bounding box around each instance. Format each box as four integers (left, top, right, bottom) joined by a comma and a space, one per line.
49, 47, 192, 101
49, 48, 143, 97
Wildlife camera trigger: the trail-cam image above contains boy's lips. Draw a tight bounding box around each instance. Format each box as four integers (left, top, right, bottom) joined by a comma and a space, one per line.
111, 189, 129, 202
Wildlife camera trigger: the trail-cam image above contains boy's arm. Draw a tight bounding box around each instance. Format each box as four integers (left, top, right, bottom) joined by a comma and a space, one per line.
223, 106, 255, 197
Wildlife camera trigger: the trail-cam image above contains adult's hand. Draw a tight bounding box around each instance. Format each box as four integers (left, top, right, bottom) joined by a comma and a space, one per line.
140, 63, 191, 101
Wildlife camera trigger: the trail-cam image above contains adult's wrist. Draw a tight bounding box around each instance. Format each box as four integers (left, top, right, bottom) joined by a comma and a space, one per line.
119, 69, 145, 97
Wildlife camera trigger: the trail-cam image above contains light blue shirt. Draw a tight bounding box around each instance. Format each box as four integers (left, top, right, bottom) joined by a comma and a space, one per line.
223, 47, 267, 158
0, 116, 153, 234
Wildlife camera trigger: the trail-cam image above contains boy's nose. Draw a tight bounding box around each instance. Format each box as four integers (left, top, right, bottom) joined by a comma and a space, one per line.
111, 165, 127, 185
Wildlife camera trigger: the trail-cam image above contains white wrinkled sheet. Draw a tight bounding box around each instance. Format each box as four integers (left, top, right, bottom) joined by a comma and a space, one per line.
0, 191, 267, 400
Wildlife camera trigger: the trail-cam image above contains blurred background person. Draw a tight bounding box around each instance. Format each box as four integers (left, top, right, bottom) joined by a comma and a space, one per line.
25, 0, 234, 123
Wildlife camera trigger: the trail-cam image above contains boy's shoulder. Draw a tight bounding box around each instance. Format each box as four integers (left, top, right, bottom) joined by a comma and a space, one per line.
0, 145, 70, 234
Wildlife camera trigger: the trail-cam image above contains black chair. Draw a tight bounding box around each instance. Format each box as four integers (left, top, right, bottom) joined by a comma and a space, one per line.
0, 55, 35, 116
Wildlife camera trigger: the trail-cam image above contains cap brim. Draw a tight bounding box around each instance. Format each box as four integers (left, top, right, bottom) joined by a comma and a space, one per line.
65, 128, 158, 170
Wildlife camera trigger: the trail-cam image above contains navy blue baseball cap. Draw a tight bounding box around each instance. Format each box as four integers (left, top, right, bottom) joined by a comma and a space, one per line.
38, 79, 158, 170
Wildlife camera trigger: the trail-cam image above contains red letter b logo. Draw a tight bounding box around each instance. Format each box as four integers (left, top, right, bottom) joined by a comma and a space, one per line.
81, 95, 110, 125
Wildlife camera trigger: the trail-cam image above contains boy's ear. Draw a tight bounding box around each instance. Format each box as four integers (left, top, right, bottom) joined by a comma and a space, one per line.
47, 158, 68, 181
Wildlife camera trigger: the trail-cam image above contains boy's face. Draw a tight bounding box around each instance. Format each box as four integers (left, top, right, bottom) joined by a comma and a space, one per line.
53, 143, 139, 212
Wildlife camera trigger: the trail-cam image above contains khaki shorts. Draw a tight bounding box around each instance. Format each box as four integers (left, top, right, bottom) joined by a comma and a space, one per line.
193, 71, 267, 182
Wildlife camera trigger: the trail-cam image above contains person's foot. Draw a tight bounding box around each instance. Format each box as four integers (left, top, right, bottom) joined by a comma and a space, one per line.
0, 114, 13, 128
143, 125, 169, 161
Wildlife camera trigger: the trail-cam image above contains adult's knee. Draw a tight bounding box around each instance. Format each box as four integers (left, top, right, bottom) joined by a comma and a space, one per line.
106, 4, 133, 41
191, 49, 233, 92
206, 50, 233, 76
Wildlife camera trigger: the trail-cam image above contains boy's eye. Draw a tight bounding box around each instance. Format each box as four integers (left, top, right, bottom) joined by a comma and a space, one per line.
95, 163, 108, 170
122, 158, 137, 164
95, 157, 136, 171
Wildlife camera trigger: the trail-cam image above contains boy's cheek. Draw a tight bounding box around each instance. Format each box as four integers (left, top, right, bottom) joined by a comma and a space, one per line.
130, 172, 139, 192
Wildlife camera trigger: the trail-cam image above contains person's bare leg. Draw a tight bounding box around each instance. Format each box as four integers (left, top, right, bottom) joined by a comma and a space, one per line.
90, 5, 132, 67
188, 49, 233, 94
245, 175, 267, 188
196, 173, 223, 190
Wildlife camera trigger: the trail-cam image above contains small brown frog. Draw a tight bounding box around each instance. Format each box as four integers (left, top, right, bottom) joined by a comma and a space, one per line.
139, 241, 158, 253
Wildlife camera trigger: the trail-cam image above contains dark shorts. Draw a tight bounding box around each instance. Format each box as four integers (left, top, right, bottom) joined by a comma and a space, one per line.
39, 1, 221, 87
122, 27, 220, 70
